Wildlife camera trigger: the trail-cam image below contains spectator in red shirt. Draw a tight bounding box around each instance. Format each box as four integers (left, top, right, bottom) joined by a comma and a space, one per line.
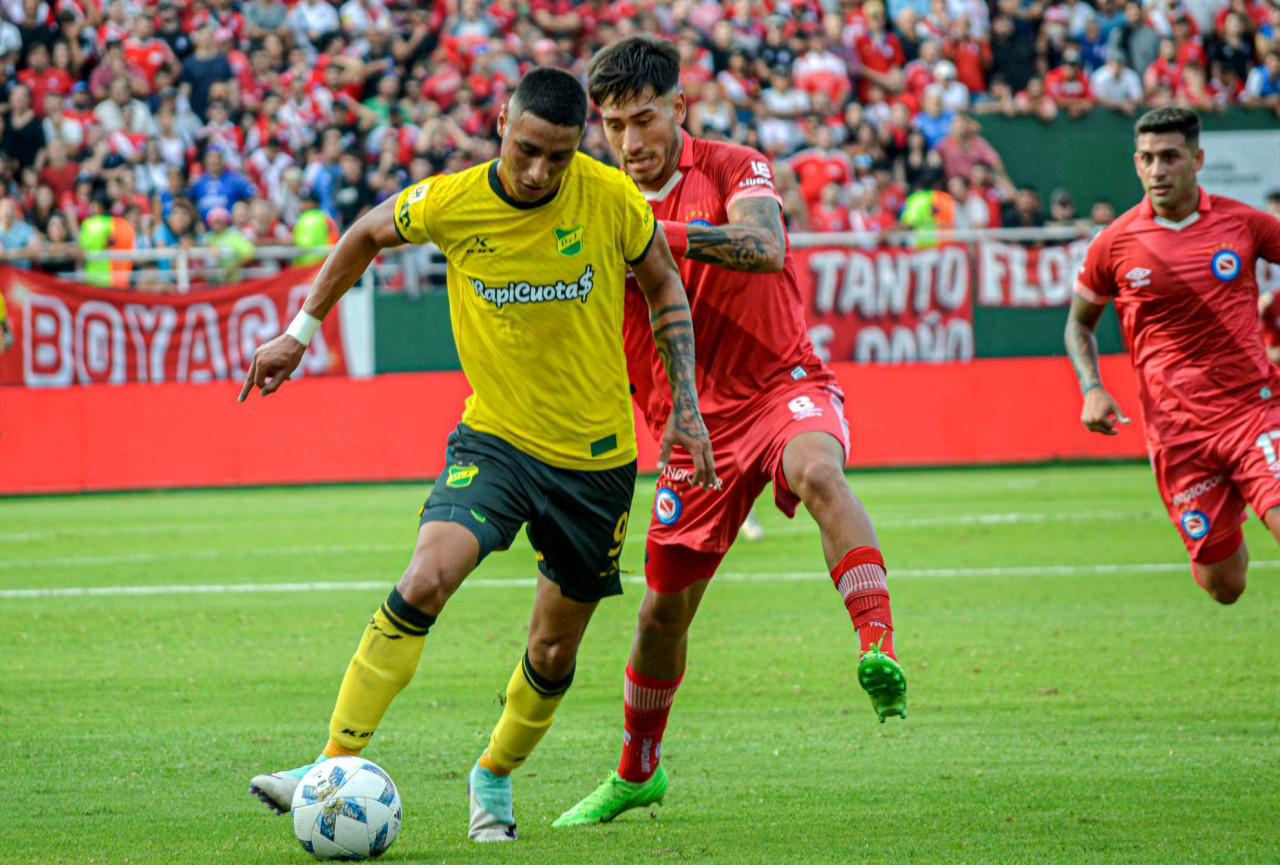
934, 113, 1006, 181
17, 43, 73, 118
808, 180, 851, 232
854, 0, 905, 101
125, 13, 180, 91
1044, 46, 1094, 117
945, 16, 993, 95
786, 121, 851, 206
1145, 38, 1181, 92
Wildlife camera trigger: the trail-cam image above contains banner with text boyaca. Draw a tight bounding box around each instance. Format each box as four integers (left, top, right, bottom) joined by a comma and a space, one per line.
0, 265, 343, 387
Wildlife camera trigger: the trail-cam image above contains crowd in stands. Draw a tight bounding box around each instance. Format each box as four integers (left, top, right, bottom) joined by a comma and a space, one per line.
0, 0, 1277, 285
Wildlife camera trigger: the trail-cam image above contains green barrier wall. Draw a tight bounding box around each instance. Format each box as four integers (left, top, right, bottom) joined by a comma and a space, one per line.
973, 304, 1124, 359
373, 292, 459, 372
976, 107, 1279, 211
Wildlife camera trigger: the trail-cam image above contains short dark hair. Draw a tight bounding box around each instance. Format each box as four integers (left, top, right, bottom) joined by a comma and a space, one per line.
1267, 189, 1280, 204
586, 35, 680, 109
509, 67, 588, 129
1134, 107, 1200, 148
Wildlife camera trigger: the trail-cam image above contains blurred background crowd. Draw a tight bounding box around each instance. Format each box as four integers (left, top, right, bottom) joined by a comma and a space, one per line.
0, 0, 1278, 287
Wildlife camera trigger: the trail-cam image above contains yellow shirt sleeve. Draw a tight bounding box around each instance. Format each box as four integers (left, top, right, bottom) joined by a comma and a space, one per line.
619, 178, 656, 264
393, 178, 438, 246
0, 289, 8, 325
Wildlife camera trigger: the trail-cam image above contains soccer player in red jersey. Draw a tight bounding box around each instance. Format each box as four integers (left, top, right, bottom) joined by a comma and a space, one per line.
1067, 107, 1280, 605
554, 35, 906, 828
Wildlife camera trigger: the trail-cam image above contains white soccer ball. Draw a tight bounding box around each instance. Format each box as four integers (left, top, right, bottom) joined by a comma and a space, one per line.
290, 757, 402, 860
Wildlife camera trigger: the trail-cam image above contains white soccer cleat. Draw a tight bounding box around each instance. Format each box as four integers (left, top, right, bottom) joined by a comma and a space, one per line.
468, 763, 517, 842
249, 756, 326, 815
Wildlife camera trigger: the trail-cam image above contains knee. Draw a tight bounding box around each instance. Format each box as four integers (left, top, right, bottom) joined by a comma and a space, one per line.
1205, 574, 1246, 605
1196, 564, 1247, 605
397, 560, 458, 615
526, 634, 579, 682
636, 596, 691, 642
791, 458, 850, 506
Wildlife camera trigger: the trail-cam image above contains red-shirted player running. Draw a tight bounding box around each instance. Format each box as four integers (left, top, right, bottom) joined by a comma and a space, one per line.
554, 35, 906, 828
1067, 107, 1280, 604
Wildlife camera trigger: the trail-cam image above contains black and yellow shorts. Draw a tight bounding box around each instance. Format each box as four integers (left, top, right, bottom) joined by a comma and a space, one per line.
420, 424, 636, 603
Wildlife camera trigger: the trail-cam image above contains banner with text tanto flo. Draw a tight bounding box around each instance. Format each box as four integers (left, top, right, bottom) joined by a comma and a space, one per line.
0, 264, 343, 387
795, 243, 975, 364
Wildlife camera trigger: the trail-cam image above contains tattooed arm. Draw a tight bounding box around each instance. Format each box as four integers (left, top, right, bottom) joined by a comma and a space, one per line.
669, 195, 787, 274
631, 224, 717, 488
1065, 294, 1129, 435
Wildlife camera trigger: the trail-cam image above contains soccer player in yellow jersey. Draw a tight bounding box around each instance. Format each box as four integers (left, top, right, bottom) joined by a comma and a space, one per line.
239, 68, 715, 843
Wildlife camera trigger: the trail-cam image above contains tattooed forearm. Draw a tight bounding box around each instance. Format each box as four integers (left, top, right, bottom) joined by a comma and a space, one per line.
651, 305, 702, 435
684, 197, 786, 273
1064, 300, 1105, 392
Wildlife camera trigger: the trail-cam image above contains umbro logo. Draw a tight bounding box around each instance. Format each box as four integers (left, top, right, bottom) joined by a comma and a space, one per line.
1125, 267, 1152, 288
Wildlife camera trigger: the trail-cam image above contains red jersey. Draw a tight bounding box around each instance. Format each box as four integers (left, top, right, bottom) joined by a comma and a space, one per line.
1044, 66, 1092, 101
1075, 189, 1280, 447
624, 134, 836, 437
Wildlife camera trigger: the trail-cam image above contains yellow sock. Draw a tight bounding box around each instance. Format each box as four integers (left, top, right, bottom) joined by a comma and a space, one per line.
326, 589, 435, 754
483, 650, 574, 775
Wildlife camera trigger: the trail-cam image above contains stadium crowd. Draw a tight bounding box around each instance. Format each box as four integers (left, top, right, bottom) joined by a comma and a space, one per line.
0, 0, 1277, 285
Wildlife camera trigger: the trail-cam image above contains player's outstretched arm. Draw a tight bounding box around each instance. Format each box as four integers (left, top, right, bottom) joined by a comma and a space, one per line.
633, 224, 717, 489
666, 196, 787, 274
1065, 294, 1129, 435
238, 196, 406, 401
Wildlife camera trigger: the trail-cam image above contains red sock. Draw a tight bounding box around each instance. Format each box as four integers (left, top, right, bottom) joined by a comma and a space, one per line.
830, 546, 896, 660
617, 664, 683, 783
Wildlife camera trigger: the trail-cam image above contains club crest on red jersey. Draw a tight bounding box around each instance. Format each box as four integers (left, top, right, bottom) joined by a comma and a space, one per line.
1210, 248, 1241, 282
654, 487, 682, 525
1180, 509, 1210, 540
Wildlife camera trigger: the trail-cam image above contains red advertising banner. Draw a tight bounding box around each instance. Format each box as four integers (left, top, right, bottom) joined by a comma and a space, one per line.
976, 239, 1092, 308
0, 264, 342, 387
795, 243, 975, 363
977, 238, 1280, 306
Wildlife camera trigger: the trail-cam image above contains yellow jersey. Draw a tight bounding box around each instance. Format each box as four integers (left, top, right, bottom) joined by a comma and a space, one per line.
394, 157, 655, 470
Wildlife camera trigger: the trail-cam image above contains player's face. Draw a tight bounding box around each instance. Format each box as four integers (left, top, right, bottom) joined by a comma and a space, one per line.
1134, 132, 1203, 219
598, 89, 687, 191
496, 106, 583, 202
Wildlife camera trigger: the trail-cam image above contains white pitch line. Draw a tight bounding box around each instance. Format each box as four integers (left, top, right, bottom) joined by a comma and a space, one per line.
0, 509, 1156, 545
0, 510, 1163, 569
5, 561, 1279, 599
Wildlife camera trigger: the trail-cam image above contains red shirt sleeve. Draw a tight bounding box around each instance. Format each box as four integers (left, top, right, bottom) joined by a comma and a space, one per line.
1075, 230, 1117, 304
1251, 208, 1280, 265
717, 144, 785, 211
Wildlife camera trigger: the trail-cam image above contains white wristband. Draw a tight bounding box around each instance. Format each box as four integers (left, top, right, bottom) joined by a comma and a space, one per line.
285, 310, 322, 347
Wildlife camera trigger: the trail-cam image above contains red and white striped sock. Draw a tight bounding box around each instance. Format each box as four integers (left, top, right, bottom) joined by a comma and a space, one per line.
617, 664, 683, 783
830, 546, 896, 659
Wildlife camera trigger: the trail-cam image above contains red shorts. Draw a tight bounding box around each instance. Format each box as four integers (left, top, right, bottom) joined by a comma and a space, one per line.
645, 381, 850, 592
1151, 402, 1280, 563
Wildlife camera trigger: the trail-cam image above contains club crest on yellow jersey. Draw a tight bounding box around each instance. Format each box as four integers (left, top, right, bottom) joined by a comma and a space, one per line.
555, 222, 584, 257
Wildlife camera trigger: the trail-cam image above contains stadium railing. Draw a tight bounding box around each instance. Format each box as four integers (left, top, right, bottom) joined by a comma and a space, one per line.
36, 226, 1096, 293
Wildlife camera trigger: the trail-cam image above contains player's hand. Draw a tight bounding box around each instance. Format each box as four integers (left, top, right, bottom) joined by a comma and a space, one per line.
659, 409, 718, 490
0, 321, 12, 354
238, 334, 306, 401
1080, 387, 1129, 436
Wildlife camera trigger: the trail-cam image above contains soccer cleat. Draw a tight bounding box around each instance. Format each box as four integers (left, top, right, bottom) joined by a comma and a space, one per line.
551, 765, 668, 827
857, 643, 907, 723
468, 763, 517, 842
249, 755, 328, 815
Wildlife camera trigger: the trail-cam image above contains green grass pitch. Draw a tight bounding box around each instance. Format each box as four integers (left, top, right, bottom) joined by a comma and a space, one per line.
2, 463, 1278, 864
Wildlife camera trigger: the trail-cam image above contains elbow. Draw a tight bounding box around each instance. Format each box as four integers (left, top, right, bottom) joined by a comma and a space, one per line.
759, 242, 787, 273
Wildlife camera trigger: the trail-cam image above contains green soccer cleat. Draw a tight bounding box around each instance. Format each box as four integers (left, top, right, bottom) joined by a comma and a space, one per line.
857, 643, 907, 723
552, 765, 668, 827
